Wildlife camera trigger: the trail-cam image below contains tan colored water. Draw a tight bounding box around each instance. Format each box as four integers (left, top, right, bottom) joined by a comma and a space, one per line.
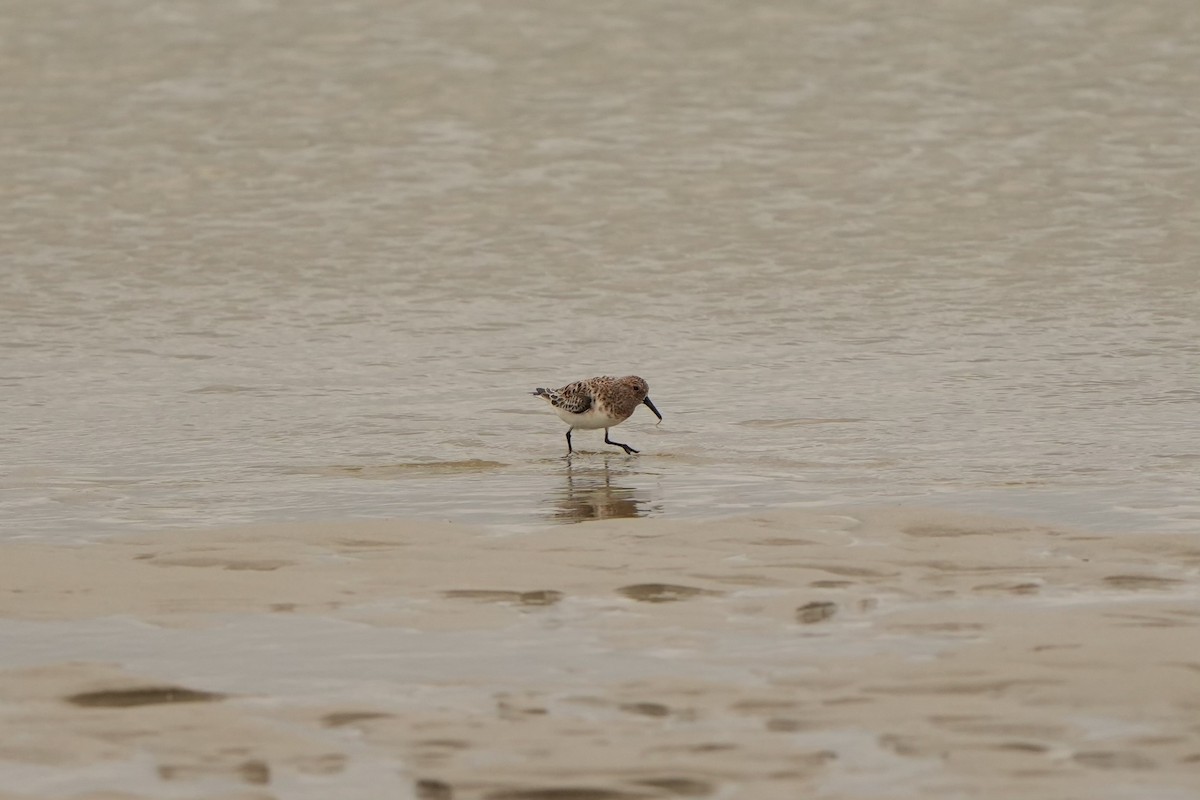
3, 0, 1199, 539
2, 3, 1200, 797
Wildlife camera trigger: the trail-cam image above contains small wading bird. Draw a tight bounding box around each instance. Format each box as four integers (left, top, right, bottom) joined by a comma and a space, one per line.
532, 375, 662, 455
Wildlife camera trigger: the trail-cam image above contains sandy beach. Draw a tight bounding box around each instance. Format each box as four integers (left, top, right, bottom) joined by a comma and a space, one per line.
5, 2, 1200, 796
2, 507, 1198, 799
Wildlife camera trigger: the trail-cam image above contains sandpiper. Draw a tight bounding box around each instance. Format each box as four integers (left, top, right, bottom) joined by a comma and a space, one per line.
532, 375, 662, 455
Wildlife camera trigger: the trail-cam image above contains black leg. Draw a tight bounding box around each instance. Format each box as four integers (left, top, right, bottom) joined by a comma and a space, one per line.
565, 428, 573, 455
604, 429, 638, 455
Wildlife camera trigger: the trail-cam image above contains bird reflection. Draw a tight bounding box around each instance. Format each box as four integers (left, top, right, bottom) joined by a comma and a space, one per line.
549, 459, 649, 522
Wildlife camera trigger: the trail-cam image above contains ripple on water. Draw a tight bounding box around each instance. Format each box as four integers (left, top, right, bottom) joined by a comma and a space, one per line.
738, 418, 868, 428
294, 461, 508, 479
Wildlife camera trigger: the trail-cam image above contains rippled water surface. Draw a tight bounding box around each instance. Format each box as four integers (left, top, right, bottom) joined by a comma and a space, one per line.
3, 0, 1199, 540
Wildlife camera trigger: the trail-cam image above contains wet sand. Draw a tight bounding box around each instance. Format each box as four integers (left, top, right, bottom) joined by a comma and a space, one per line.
2, 508, 1199, 799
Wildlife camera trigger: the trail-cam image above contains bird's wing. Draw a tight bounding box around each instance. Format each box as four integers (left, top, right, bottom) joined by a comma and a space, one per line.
551, 381, 593, 414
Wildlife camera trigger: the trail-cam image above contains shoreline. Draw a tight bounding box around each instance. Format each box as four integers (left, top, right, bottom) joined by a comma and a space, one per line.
2, 507, 1198, 799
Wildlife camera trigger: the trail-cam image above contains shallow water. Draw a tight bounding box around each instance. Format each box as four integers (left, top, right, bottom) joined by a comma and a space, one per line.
3, 0, 1200, 540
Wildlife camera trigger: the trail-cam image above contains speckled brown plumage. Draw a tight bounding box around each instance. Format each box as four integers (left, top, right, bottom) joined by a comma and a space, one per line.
532, 375, 662, 455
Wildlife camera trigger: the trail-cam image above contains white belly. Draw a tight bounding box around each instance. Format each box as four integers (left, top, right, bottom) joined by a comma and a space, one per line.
555, 406, 622, 430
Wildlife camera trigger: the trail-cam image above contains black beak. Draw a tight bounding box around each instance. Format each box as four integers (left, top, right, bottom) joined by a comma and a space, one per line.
642, 396, 663, 423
